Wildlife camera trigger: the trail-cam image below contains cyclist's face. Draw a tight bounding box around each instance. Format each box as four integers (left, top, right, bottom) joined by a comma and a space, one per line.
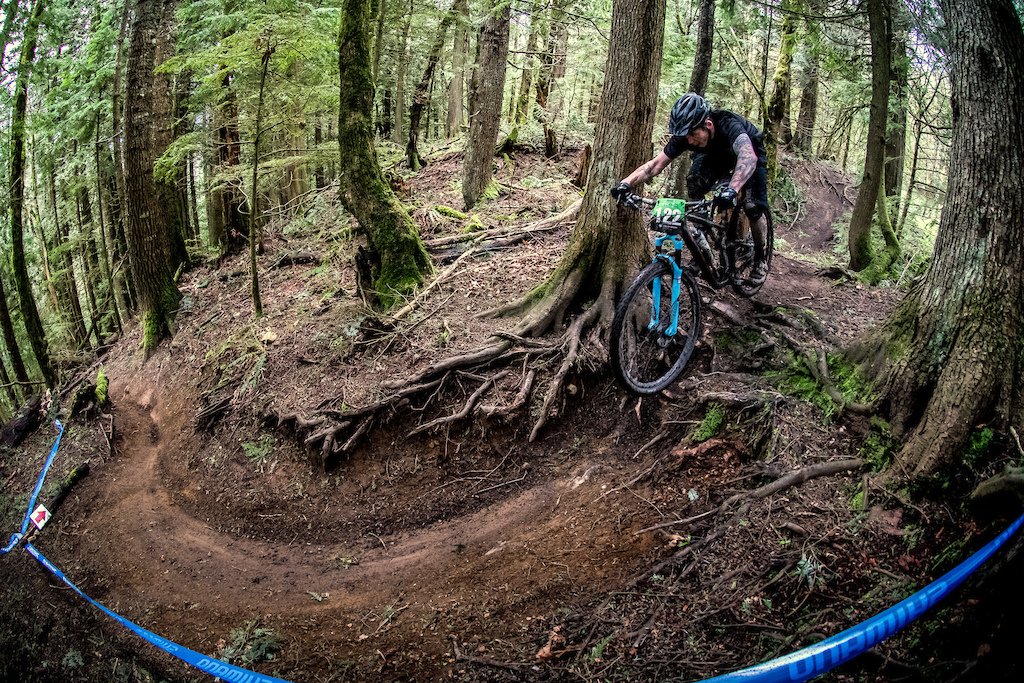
685, 121, 711, 149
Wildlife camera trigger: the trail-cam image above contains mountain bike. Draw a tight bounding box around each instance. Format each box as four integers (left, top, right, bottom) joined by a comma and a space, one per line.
609, 188, 774, 395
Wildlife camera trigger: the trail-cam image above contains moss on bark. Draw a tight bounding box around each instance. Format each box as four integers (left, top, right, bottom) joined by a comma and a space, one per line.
338, 0, 431, 308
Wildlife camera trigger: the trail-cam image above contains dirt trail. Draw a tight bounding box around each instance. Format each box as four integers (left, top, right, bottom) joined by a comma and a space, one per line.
51, 373, 662, 677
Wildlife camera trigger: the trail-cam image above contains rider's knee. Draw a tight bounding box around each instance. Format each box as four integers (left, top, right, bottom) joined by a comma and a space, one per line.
742, 200, 767, 224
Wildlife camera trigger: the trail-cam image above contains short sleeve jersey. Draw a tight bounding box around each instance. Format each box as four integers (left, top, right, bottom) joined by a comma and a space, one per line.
663, 110, 766, 164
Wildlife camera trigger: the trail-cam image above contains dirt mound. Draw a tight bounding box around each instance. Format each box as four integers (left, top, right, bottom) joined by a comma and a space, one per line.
6, 150, 1012, 683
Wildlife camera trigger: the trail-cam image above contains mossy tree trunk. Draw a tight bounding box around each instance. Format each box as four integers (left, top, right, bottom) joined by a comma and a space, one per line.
491, 0, 666, 336
462, 1, 510, 209
338, 0, 431, 308
847, 0, 893, 273
764, 0, 798, 191
124, 0, 182, 355
8, 0, 55, 388
847, 0, 1024, 480
391, 0, 412, 146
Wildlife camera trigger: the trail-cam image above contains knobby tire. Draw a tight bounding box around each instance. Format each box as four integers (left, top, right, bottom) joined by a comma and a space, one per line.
611, 260, 702, 395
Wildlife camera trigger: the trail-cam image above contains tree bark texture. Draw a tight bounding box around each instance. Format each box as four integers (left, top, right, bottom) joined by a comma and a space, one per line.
462, 1, 510, 209
124, 0, 182, 352
499, 0, 665, 335
793, 0, 823, 156
338, 0, 431, 307
211, 74, 246, 255
849, 0, 1024, 479
391, 0, 412, 145
847, 0, 892, 271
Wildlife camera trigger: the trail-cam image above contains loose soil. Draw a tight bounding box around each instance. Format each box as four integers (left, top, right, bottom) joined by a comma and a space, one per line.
2, 148, 1022, 683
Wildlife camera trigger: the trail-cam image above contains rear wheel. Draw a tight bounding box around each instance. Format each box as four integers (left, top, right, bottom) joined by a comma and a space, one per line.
726, 210, 774, 297
610, 260, 702, 395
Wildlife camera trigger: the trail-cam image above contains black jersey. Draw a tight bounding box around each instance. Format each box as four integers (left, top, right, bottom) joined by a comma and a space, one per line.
663, 110, 766, 163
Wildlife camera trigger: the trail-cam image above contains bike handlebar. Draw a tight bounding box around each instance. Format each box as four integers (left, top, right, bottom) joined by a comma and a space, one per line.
616, 191, 715, 214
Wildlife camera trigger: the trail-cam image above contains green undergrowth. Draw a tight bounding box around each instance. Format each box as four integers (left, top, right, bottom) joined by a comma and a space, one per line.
775, 351, 875, 422
858, 416, 898, 471
217, 619, 282, 667
690, 402, 725, 443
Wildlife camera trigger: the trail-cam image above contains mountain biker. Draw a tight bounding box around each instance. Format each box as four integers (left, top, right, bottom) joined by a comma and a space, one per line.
611, 92, 770, 286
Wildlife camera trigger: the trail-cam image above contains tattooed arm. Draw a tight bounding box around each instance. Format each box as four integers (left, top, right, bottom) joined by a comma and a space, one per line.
620, 151, 673, 188
729, 134, 758, 192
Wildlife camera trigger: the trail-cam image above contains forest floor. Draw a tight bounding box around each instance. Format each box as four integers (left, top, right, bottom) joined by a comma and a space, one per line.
2, 146, 1023, 683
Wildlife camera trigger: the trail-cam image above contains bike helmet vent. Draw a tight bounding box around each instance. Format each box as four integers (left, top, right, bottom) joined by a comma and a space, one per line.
668, 93, 711, 137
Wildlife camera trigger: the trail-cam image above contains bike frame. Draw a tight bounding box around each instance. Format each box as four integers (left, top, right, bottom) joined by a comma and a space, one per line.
650, 203, 733, 283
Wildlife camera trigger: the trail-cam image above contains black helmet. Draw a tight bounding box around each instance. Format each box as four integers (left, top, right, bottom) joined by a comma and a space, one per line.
668, 93, 711, 136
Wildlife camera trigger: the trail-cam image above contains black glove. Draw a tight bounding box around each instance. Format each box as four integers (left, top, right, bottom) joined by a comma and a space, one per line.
714, 187, 739, 209
611, 182, 631, 205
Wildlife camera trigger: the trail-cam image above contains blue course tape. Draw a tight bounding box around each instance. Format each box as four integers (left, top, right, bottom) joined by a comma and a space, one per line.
3, 420, 291, 682
700, 510, 1024, 683
2, 419, 64, 555
6, 421, 1024, 683
23, 542, 289, 683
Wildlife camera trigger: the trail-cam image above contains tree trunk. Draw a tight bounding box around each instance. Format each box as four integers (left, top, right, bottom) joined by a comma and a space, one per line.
406, 0, 462, 171
73, 180, 101, 346
8, 0, 55, 388
124, 0, 182, 354
848, 0, 1024, 479
461, 1, 510, 209
337, 0, 431, 307
793, 1, 822, 156
0, 274, 30, 392
514, 1, 543, 125
111, 0, 131, 285
154, 0, 188, 270
211, 73, 246, 256
491, 0, 665, 335
847, 0, 892, 272
883, 0, 910, 223
446, 0, 469, 137
391, 0, 412, 145
249, 44, 271, 320
764, 0, 798, 191
94, 110, 123, 335
532, 0, 568, 158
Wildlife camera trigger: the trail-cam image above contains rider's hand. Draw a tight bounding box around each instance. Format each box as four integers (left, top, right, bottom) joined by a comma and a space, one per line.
611, 182, 630, 206
714, 187, 739, 209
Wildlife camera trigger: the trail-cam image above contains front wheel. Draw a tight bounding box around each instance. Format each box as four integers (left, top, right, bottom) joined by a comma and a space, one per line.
610, 260, 703, 395
726, 210, 775, 297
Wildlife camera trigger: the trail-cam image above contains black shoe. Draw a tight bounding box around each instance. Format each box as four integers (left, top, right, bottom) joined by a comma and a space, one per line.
749, 260, 768, 286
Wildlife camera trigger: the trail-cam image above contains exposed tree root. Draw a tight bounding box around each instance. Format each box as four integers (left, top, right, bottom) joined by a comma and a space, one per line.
424, 197, 580, 251
632, 457, 865, 577
408, 370, 509, 436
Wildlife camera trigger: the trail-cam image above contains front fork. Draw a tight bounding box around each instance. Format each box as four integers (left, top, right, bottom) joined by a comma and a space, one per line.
650, 236, 687, 337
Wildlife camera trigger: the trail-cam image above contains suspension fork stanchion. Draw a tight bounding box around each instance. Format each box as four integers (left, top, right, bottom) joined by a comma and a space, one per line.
653, 236, 686, 336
